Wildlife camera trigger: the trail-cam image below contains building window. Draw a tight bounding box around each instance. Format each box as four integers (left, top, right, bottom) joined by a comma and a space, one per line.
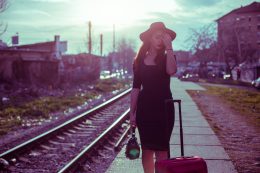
258, 32, 260, 41
240, 16, 245, 21
248, 16, 251, 22
258, 25, 260, 30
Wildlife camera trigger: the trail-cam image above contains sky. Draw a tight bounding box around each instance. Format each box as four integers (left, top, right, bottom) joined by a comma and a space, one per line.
0, 0, 258, 55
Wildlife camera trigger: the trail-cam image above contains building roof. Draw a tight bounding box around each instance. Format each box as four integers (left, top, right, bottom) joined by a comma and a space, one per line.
10, 41, 55, 49
0, 48, 51, 53
216, 1, 260, 21
62, 53, 101, 59
8, 40, 67, 52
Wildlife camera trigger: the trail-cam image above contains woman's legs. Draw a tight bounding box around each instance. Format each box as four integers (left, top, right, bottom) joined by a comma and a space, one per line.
142, 149, 155, 173
141, 149, 168, 173
155, 151, 168, 162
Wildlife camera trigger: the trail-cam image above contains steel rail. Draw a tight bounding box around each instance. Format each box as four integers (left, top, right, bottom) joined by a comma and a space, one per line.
114, 125, 131, 151
58, 109, 130, 173
0, 88, 131, 160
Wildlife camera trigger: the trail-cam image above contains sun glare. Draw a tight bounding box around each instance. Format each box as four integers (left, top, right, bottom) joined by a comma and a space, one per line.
73, 0, 143, 27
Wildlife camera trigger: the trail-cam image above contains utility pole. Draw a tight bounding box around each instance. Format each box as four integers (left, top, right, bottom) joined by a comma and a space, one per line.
113, 24, 115, 52
88, 21, 92, 54
11, 32, 19, 45
110, 24, 116, 74
100, 33, 103, 56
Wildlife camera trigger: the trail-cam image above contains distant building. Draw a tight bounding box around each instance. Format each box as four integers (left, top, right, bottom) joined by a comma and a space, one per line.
61, 53, 101, 84
172, 50, 192, 76
174, 50, 191, 67
216, 1, 260, 81
0, 40, 8, 48
7, 35, 67, 60
216, 1, 260, 52
0, 35, 67, 86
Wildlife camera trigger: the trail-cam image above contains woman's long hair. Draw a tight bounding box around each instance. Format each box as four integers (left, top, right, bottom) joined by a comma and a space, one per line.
133, 41, 166, 73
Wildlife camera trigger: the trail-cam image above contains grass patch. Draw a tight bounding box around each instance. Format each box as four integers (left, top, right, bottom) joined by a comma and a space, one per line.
199, 85, 260, 126
94, 78, 129, 92
0, 117, 22, 136
199, 78, 251, 87
0, 78, 131, 136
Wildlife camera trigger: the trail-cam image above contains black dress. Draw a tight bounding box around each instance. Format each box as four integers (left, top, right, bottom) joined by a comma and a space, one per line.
133, 54, 175, 151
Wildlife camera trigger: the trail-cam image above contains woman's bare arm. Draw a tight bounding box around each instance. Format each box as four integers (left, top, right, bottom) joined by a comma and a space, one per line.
130, 88, 140, 114
162, 33, 177, 76
166, 49, 177, 76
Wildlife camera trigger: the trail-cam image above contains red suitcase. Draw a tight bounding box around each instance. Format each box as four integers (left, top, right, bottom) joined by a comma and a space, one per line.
155, 99, 208, 173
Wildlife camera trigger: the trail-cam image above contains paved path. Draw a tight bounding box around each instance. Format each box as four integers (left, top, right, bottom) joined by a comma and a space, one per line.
106, 78, 237, 173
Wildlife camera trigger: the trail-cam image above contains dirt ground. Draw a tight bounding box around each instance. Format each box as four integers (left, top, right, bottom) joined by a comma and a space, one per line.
188, 87, 260, 173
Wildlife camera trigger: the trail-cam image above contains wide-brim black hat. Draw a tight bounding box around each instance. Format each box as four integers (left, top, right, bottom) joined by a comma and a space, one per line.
140, 22, 176, 42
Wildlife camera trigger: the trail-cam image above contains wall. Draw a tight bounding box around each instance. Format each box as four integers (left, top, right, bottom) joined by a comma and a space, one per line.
0, 50, 59, 86
61, 53, 101, 84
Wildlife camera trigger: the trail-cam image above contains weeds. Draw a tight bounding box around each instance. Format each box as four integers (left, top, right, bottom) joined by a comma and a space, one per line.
0, 78, 131, 136
198, 85, 260, 126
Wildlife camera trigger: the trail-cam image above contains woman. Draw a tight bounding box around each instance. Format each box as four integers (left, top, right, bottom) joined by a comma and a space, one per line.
130, 22, 177, 173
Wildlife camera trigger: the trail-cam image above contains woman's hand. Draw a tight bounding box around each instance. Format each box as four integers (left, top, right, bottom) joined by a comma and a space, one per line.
162, 33, 173, 49
130, 112, 137, 127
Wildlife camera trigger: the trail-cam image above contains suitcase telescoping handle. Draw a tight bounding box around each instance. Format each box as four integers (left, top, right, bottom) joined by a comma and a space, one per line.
131, 126, 136, 138
165, 99, 184, 157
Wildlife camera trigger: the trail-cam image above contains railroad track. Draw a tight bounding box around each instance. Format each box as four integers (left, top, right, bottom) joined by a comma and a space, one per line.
0, 88, 132, 172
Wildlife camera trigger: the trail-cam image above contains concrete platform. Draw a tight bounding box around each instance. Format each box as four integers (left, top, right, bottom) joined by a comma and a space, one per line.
106, 78, 237, 173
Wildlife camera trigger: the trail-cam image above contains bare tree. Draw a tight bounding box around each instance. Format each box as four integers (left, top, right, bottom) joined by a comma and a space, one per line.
186, 23, 218, 78
219, 18, 257, 77
116, 38, 136, 74
0, 0, 8, 13
234, 23, 257, 64
0, 0, 8, 36
186, 23, 217, 63
106, 38, 136, 75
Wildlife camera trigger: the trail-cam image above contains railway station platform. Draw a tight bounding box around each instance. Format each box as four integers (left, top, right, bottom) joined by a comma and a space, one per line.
106, 78, 237, 173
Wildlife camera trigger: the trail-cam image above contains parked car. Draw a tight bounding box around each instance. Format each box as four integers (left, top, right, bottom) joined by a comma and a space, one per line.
207, 71, 217, 78
180, 73, 199, 82
175, 71, 184, 79
251, 77, 260, 89
223, 73, 231, 80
